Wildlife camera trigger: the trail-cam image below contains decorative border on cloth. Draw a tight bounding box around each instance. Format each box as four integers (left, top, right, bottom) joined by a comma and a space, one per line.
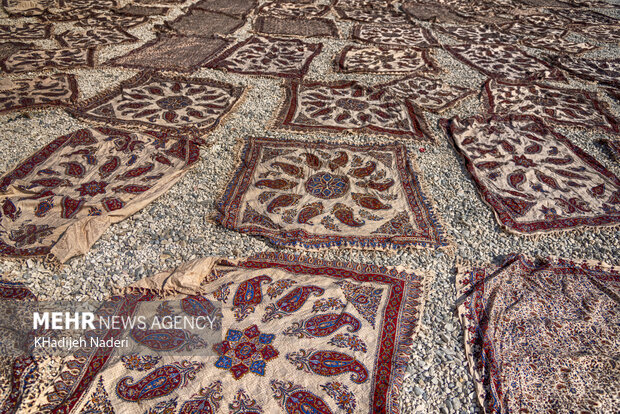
67, 71, 245, 137
0, 47, 96, 73
161, 8, 246, 37
482, 79, 620, 134
106, 35, 231, 73
350, 24, 440, 48
334, 45, 440, 75
444, 43, 567, 83
215, 137, 450, 250
0, 74, 79, 115
191, 0, 258, 18
206, 35, 323, 79
441, 114, 620, 235
455, 254, 620, 414
274, 79, 434, 142
253, 16, 340, 38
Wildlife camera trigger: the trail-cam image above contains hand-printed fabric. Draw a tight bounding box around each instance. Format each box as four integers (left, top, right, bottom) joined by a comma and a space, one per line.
192, 0, 257, 17
1, 47, 95, 73
553, 56, 620, 89
0, 41, 34, 62
520, 36, 597, 55
456, 255, 620, 414
109, 35, 230, 73
554, 8, 619, 26
163, 9, 245, 37
55, 26, 138, 47
483, 79, 619, 134
336, 45, 439, 75
1, 0, 56, 16
0, 253, 430, 414
257, 2, 329, 18
216, 137, 447, 250
445, 44, 566, 83
70, 72, 244, 137
253, 16, 339, 38
0, 127, 200, 262
496, 21, 566, 40
575, 25, 620, 44
207, 35, 322, 78
436, 24, 521, 44
0, 23, 52, 41
0, 74, 78, 114
116, 4, 168, 16
442, 115, 620, 234
335, 6, 411, 24
351, 24, 439, 48
276, 80, 432, 141
601, 139, 620, 162
516, 12, 571, 28
73, 11, 149, 28
376, 76, 475, 113
401, 1, 476, 25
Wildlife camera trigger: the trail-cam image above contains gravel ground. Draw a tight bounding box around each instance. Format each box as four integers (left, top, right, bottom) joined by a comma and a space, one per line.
1, 1, 619, 413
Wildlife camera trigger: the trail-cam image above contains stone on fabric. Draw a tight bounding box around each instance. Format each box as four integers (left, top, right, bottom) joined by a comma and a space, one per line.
207, 35, 322, 78
0, 253, 430, 413
456, 255, 620, 414
216, 137, 448, 250
442, 115, 620, 234
276, 80, 433, 141
55, 26, 138, 48
253, 16, 339, 38
444, 43, 566, 83
553, 57, 620, 89
0, 127, 200, 262
70, 72, 244, 137
0, 23, 52, 41
376, 76, 475, 113
483, 79, 619, 134
108, 35, 230, 73
0, 74, 78, 114
335, 45, 439, 75
351, 24, 439, 48
1, 48, 96, 73
163, 9, 245, 37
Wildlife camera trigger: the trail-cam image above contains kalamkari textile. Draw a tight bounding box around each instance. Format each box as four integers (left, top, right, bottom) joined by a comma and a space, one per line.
0, 127, 200, 263
69, 71, 245, 137
275, 80, 433, 141
0, 253, 431, 414
1, 47, 96, 73
216, 137, 449, 250
0, 74, 78, 114
335, 45, 439, 75
441, 115, 620, 235
553, 56, 620, 89
456, 254, 620, 414
601, 139, 620, 162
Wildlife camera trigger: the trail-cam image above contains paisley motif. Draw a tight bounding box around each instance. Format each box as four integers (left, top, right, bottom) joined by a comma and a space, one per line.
262, 285, 324, 322
116, 361, 204, 402
255, 179, 298, 190
60, 196, 84, 219
535, 170, 562, 190
272, 380, 334, 414
507, 171, 526, 191
266, 194, 302, 214
332, 203, 365, 227
302, 152, 321, 170
297, 202, 324, 224
130, 328, 207, 351
351, 193, 391, 210
99, 156, 120, 177
181, 295, 218, 317
178, 381, 222, 414
349, 161, 376, 178
329, 151, 348, 171
60, 161, 85, 178
287, 349, 369, 384
284, 312, 361, 338
232, 275, 272, 321
271, 161, 304, 178
366, 178, 395, 192
118, 163, 154, 180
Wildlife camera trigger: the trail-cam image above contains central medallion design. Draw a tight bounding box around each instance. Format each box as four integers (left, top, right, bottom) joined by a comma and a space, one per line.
155, 95, 193, 110
335, 98, 370, 111
305, 172, 350, 200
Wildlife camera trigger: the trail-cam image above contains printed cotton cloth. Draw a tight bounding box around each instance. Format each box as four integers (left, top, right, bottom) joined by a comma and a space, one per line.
0, 253, 431, 414
456, 254, 620, 414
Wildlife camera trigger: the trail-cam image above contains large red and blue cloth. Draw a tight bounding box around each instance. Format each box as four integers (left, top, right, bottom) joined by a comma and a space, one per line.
0, 253, 431, 413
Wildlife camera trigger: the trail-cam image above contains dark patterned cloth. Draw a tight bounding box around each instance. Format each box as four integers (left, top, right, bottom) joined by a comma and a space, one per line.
0, 74, 78, 114
276, 80, 433, 141
442, 115, 620, 235
0, 23, 52, 41
192, 0, 257, 17
254, 16, 339, 38
1, 48, 96, 73
553, 57, 620, 89
352, 24, 439, 48
55, 27, 138, 47
335, 45, 439, 74
207, 35, 322, 78
257, 2, 330, 18
216, 137, 448, 250
0, 41, 34, 61
69, 72, 245, 137
163, 8, 245, 37
108, 35, 231, 73
457, 255, 620, 414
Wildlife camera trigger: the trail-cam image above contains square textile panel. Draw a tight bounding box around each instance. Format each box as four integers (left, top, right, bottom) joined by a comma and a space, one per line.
442, 115, 620, 235
207, 35, 322, 78
456, 254, 620, 414
275, 80, 432, 141
351, 24, 439, 48
55, 26, 138, 48
335, 45, 439, 75
253, 16, 339, 38
69, 72, 245, 137
216, 137, 449, 250
1, 47, 96, 73
0, 74, 78, 114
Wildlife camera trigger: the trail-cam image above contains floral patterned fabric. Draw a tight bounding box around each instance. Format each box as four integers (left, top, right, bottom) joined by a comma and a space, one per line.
441, 115, 620, 234
69, 72, 245, 137
445, 43, 566, 83
554, 56, 620, 89
0, 23, 52, 40
216, 137, 448, 250
1, 47, 95, 73
456, 254, 620, 414
335, 45, 439, 75
55, 26, 138, 47
376, 75, 475, 113
0, 127, 200, 262
483, 79, 620, 133
351, 24, 439, 48
0, 253, 430, 414
276, 80, 432, 141
207, 35, 322, 78
0, 74, 78, 114
257, 1, 329, 17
